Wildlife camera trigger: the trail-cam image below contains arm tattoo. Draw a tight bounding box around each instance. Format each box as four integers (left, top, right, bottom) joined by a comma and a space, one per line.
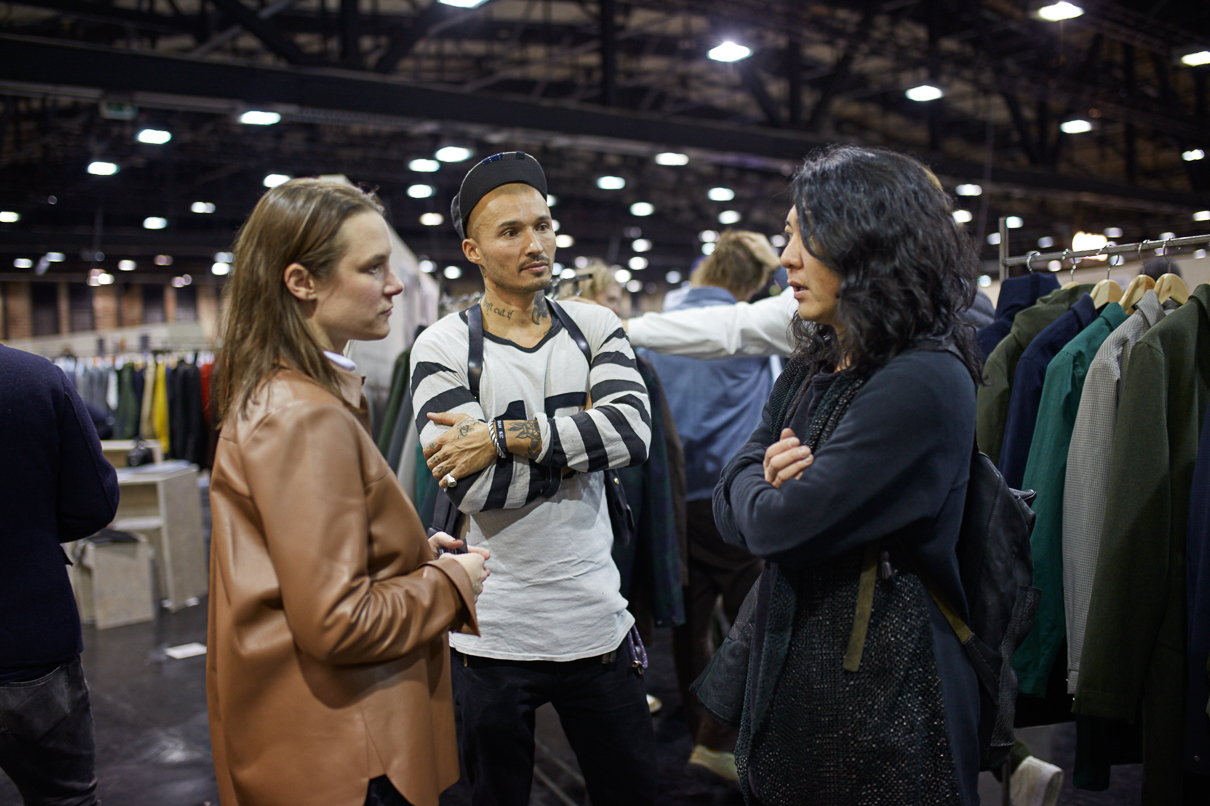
507, 417, 543, 460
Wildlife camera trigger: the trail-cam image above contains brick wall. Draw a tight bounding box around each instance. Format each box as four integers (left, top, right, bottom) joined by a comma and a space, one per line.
93, 284, 119, 331
4, 282, 33, 340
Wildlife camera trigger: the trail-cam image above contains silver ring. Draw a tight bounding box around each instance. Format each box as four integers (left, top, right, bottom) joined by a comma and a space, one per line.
443, 473, 457, 488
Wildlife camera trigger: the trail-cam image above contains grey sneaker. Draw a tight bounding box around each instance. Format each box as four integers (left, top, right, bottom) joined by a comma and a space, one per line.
1011, 755, 1063, 806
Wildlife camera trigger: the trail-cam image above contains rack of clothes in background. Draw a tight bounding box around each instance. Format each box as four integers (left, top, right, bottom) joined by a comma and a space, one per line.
373, 286, 687, 640
54, 346, 217, 470
977, 226, 1210, 806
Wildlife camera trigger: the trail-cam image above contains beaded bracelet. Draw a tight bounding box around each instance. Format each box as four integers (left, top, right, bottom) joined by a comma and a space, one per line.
490, 417, 508, 459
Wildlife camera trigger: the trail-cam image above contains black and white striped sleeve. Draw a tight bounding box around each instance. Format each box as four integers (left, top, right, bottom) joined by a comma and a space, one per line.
536, 308, 651, 473
409, 319, 559, 515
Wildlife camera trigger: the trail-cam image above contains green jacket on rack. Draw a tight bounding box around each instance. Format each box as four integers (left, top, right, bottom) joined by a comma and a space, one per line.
1074, 283, 1210, 806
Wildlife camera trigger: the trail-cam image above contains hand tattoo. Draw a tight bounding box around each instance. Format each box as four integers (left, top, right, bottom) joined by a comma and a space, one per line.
507, 417, 543, 460
455, 419, 482, 439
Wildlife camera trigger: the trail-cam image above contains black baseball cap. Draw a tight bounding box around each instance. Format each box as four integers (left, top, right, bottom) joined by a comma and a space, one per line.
450, 151, 548, 239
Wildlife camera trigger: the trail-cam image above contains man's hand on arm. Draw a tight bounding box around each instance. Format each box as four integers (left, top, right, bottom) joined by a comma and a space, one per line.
424, 413, 546, 486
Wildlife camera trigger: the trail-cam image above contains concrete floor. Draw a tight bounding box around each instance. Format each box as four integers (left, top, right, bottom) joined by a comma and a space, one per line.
0, 599, 1147, 806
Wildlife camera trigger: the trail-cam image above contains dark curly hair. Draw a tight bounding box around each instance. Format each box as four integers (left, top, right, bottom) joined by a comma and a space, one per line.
786, 145, 982, 383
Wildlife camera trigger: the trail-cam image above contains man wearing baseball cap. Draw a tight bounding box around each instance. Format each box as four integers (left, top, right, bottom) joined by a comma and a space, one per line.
409, 152, 657, 806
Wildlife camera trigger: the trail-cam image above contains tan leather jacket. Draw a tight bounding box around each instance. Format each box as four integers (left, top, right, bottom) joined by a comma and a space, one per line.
206, 364, 478, 806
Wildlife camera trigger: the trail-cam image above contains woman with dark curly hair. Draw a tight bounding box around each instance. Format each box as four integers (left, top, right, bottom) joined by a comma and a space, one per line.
712, 145, 983, 805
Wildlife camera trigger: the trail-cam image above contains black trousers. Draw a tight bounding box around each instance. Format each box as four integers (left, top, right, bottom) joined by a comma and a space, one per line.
451, 641, 657, 806
364, 776, 411, 806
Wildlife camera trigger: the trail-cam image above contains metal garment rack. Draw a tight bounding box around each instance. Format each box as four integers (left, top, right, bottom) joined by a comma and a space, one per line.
996, 217, 1210, 282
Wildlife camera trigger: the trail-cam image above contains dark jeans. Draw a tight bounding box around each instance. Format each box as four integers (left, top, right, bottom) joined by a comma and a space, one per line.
672, 499, 763, 750
451, 641, 658, 806
0, 656, 98, 806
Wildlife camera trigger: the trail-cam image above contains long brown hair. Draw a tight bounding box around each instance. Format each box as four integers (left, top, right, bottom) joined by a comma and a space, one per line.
214, 178, 384, 421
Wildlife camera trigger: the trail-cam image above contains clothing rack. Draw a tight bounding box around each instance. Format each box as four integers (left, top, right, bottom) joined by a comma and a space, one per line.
996, 218, 1210, 281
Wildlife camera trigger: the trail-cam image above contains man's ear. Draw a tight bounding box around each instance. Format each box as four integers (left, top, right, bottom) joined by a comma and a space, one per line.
283, 262, 316, 302
462, 237, 481, 265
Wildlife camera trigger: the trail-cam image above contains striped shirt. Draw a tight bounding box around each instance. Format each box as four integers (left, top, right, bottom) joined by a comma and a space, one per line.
409, 300, 651, 660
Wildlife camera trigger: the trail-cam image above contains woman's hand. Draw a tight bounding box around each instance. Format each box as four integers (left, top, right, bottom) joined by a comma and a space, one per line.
764, 427, 813, 489
450, 551, 489, 600
424, 413, 497, 488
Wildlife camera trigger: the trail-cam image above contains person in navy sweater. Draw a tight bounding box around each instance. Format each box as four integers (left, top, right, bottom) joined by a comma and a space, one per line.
0, 343, 119, 805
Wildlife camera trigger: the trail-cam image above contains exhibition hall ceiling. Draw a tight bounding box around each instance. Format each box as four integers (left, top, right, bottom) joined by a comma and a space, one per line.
1, 0, 1208, 283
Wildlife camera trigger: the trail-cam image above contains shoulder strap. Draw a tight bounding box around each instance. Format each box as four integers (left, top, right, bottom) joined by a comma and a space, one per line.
466, 303, 485, 400
547, 300, 592, 364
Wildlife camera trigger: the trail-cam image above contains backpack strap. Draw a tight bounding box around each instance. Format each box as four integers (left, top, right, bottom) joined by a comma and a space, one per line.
466, 302, 485, 400
547, 300, 593, 365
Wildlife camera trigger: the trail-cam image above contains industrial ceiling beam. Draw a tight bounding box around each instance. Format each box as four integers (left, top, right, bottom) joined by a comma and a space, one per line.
1, 34, 1207, 215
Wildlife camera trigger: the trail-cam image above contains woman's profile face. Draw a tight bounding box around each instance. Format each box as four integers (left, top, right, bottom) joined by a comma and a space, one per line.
781, 205, 842, 331
308, 211, 404, 352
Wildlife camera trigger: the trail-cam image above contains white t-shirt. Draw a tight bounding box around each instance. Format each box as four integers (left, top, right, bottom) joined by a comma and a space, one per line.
410, 301, 650, 661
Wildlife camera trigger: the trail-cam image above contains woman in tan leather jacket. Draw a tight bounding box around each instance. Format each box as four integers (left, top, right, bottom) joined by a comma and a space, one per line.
207, 178, 488, 806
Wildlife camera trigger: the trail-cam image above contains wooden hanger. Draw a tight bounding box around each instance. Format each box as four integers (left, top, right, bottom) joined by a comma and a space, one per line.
1089, 246, 1122, 308
1155, 273, 1190, 305
1119, 274, 1154, 315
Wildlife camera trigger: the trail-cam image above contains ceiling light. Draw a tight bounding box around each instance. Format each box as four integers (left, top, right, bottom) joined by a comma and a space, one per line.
1182, 51, 1210, 67
443, 265, 463, 279
1103, 228, 1123, 238
770, 234, 786, 248
699, 230, 719, 243
263, 174, 290, 188
978, 275, 993, 288
1038, 236, 1056, 248
1037, 2, 1083, 22
1159, 231, 1176, 241
707, 187, 734, 202
1048, 260, 1062, 271
435, 146, 473, 162
171, 274, 191, 287
654, 152, 689, 166
630, 202, 654, 216
215, 251, 234, 263
708, 41, 752, 62
557, 268, 576, 281
137, 128, 171, 144
1194, 211, 1210, 221
46, 252, 65, 262
718, 210, 742, 225
211, 262, 230, 276
419, 260, 436, 273
666, 270, 682, 284
1060, 119, 1092, 134
14, 258, 33, 269
1073, 232, 1108, 255
98, 272, 115, 285
556, 234, 574, 248
625, 279, 643, 292
438, 0, 488, 7
191, 202, 215, 214
143, 217, 167, 230
615, 269, 632, 283
547, 195, 557, 206
629, 257, 648, 270
575, 256, 589, 268
632, 239, 652, 252
1197, 249, 1208, 259
955, 184, 982, 196
119, 260, 136, 271
701, 243, 716, 255
551, 220, 560, 231
1005, 216, 1023, 228
239, 110, 280, 125
408, 184, 435, 199
1183, 149, 1206, 161
952, 210, 973, 224
0, 211, 19, 223
987, 233, 1001, 245
597, 176, 625, 190
420, 212, 444, 226
409, 158, 440, 172
88, 161, 118, 176
905, 85, 943, 102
